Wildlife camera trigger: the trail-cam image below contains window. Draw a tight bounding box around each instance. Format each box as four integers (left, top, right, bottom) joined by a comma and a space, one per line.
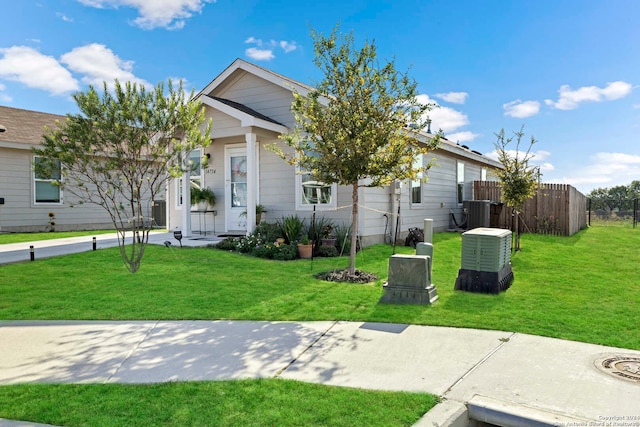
176, 149, 202, 207
457, 161, 465, 205
296, 169, 336, 209
411, 154, 424, 205
481, 167, 487, 181
34, 157, 62, 204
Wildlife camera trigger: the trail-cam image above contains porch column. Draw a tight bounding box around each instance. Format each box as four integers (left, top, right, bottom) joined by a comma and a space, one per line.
182, 169, 192, 236
245, 131, 257, 234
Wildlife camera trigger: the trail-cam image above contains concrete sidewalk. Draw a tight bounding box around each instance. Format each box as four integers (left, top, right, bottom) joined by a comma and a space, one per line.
0, 231, 219, 265
0, 321, 638, 425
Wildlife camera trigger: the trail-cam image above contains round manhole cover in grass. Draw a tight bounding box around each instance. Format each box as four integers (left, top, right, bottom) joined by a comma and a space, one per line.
595, 355, 640, 383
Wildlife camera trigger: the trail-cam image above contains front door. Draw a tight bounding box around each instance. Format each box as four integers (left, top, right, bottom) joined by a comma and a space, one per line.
225, 147, 247, 231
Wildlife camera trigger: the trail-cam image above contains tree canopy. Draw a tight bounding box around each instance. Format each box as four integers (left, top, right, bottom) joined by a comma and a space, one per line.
588, 181, 640, 211
34, 80, 212, 272
271, 26, 440, 274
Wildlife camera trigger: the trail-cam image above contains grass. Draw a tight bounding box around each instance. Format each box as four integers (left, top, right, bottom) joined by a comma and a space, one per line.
1, 223, 638, 350
0, 229, 117, 244
0, 379, 438, 427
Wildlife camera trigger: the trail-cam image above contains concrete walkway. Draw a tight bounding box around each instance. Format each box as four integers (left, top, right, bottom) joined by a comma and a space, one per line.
0, 231, 219, 265
0, 321, 638, 426
1, 235, 639, 425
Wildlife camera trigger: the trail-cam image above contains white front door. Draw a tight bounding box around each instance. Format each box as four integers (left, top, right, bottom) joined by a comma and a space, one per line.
225, 147, 247, 231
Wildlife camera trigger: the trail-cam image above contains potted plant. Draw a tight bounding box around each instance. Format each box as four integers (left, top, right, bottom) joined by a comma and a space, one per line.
320, 223, 337, 247
190, 187, 215, 211
241, 204, 268, 225
297, 235, 313, 259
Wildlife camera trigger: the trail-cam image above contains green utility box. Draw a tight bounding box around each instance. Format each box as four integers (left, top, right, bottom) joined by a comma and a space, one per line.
455, 227, 514, 294
460, 227, 511, 272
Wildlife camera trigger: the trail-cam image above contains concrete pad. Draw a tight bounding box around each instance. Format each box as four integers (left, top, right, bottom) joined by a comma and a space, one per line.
445, 332, 640, 420
0, 321, 156, 383
280, 321, 512, 394
109, 321, 334, 383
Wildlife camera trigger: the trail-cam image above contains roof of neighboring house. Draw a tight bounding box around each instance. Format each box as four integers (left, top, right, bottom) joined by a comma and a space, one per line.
0, 105, 64, 149
207, 95, 285, 126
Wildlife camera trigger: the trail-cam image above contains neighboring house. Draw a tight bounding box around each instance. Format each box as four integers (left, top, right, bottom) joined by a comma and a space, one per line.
169, 59, 501, 244
0, 106, 164, 232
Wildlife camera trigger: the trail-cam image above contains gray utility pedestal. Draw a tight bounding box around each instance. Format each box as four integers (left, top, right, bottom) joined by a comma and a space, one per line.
380, 254, 438, 305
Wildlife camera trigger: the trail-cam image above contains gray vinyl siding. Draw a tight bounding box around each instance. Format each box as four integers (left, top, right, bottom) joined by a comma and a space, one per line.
0, 147, 115, 232
213, 73, 297, 128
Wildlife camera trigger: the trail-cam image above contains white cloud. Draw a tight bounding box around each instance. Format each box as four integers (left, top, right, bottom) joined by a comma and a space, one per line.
60, 43, 150, 89
446, 131, 479, 143
76, 0, 215, 30
545, 81, 633, 110
245, 47, 275, 61
244, 37, 298, 61
279, 40, 298, 53
56, 12, 74, 22
0, 83, 11, 103
0, 46, 79, 95
434, 91, 468, 104
546, 152, 640, 193
503, 99, 540, 118
417, 94, 469, 133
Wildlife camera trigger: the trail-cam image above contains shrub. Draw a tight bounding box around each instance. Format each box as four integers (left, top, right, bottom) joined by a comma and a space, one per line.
215, 237, 238, 251
253, 221, 283, 243
279, 215, 305, 244
272, 243, 298, 260
317, 245, 339, 257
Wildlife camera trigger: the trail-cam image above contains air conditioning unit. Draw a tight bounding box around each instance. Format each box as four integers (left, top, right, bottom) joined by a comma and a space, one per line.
466, 200, 490, 229
455, 227, 514, 293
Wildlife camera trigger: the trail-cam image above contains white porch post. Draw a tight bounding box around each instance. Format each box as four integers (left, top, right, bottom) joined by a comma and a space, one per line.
182, 170, 192, 236
245, 131, 257, 234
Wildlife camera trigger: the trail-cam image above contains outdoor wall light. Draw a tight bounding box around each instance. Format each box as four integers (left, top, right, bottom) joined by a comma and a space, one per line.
0, 124, 6, 132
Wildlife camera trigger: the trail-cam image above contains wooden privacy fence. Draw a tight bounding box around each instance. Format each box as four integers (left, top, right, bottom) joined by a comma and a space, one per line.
473, 181, 588, 236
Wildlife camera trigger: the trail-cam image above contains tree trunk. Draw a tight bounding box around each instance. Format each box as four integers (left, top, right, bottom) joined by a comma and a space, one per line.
514, 208, 521, 252
348, 182, 359, 275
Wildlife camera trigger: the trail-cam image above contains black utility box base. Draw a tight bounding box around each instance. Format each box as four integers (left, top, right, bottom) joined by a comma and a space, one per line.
454, 264, 514, 294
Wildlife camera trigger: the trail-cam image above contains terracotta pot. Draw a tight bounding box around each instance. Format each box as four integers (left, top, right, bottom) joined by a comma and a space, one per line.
297, 243, 313, 259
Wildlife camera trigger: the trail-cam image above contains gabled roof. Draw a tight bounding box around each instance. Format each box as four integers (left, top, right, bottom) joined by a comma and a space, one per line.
207, 96, 285, 126
196, 58, 314, 100
0, 105, 64, 149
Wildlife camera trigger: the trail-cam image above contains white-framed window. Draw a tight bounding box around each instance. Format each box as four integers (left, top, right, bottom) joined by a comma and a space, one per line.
296, 168, 337, 210
34, 156, 62, 204
410, 154, 424, 205
457, 160, 465, 205
481, 167, 487, 181
176, 149, 202, 208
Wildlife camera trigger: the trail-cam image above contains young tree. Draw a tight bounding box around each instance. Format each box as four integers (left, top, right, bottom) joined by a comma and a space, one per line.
34, 80, 212, 272
492, 126, 539, 251
271, 26, 439, 275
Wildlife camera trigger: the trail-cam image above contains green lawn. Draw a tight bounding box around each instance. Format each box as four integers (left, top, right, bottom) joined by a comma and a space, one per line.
1, 223, 638, 350
0, 380, 438, 427
0, 229, 117, 244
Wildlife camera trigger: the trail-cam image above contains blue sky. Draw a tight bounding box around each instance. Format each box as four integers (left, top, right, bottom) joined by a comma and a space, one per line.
1, 0, 638, 194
